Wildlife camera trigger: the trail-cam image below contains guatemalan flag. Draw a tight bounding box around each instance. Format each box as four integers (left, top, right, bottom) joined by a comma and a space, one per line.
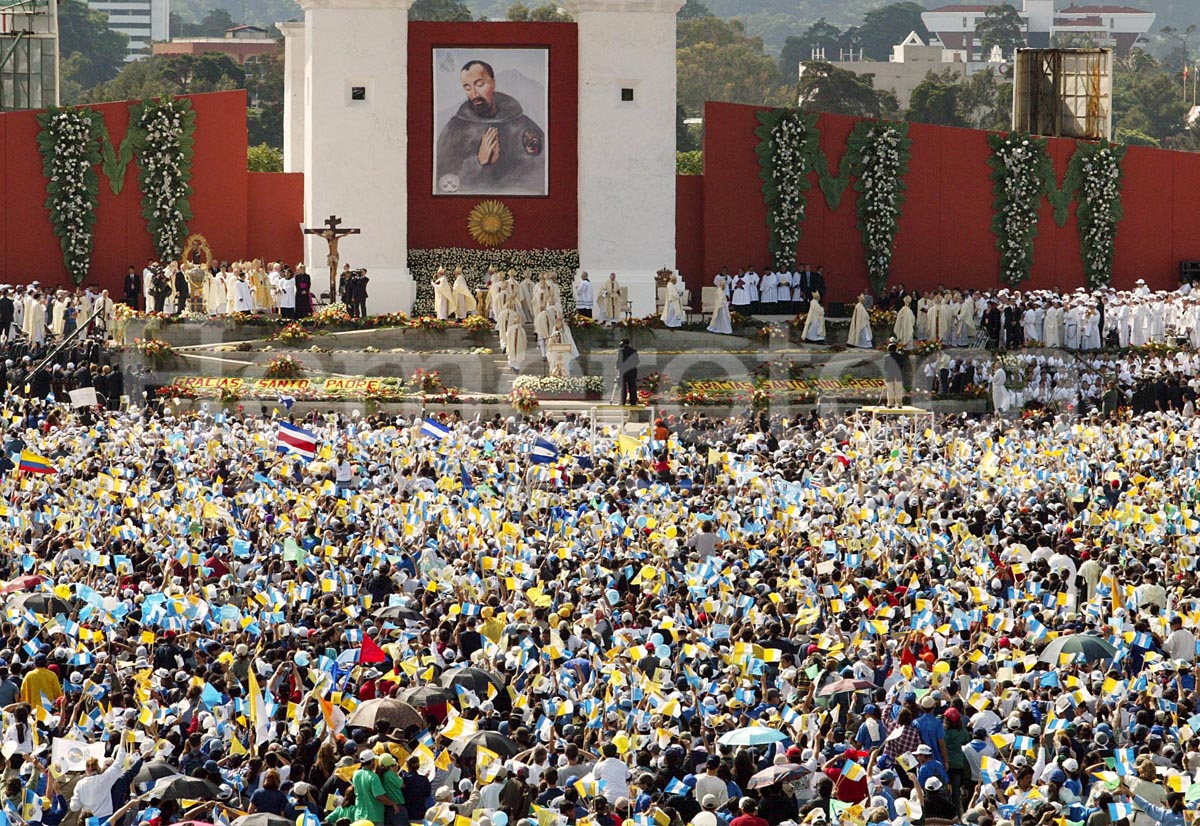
276, 422, 317, 460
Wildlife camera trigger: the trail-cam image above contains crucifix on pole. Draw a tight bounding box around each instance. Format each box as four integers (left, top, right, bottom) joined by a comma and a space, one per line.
302, 215, 361, 304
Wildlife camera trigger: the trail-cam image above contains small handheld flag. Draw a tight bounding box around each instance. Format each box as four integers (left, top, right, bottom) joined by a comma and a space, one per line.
531, 438, 559, 465
276, 422, 317, 460
17, 451, 56, 475
421, 418, 452, 441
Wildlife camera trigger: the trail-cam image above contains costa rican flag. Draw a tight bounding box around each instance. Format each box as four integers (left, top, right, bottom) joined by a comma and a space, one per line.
276, 422, 317, 460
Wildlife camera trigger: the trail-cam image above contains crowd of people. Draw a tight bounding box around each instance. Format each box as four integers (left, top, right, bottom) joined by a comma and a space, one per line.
0, 365, 1190, 826
4, 265, 1200, 826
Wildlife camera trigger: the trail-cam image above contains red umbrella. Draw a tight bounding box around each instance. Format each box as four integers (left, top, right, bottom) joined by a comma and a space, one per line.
1, 576, 45, 594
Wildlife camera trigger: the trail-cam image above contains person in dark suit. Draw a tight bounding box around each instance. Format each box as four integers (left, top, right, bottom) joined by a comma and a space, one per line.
618, 338, 639, 406
295, 267, 313, 318
123, 266, 141, 309
0, 289, 13, 341
173, 266, 190, 315
350, 270, 370, 318
982, 302, 1002, 349
811, 266, 827, 300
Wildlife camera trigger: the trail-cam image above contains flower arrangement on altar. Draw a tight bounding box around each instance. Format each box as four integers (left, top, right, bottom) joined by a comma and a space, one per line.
638, 372, 666, 397
264, 354, 307, 379
311, 303, 353, 327
409, 368, 448, 395
512, 376, 604, 397
131, 338, 176, 365
509, 386, 540, 415
272, 323, 312, 346
460, 314, 492, 334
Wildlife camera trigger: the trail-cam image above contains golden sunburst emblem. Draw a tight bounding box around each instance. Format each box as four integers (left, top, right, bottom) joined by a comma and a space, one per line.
467, 200, 515, 247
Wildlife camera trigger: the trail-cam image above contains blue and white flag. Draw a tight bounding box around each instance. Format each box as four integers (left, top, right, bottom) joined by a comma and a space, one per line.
421, 418, 451, 441
531, 438, 559, 465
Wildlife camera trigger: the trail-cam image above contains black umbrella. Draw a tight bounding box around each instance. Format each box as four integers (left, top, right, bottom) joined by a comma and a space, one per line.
439, 666, 505, 696
447, 730, 519, 763
231, 815, 293, 826
346, 697, 425, 731
133, 761, 181, 787
7, 592, 72, 616
1038, 634, 1117, 665
398, 685, 454, 708
371, 604, 423, 623
147, 775, 220, 802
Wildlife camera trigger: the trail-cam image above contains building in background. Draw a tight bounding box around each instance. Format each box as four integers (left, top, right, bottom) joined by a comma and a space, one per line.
922, 0, 1154, 62
153, 25, 281, 64
0, 0, 57, 110
800, 31, 969, 110
88, 0, 169, 61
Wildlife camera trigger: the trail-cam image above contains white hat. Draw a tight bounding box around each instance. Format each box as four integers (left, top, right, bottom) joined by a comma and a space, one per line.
924, 777, 943, 791
915, 745, 933, 756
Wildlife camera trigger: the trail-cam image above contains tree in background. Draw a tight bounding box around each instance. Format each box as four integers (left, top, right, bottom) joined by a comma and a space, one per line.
906, 70, 966, 127
780, 19, 849, 80
954, 68, 1011, 131
58, 0, 128, 104
797, 61, 894, 117
245, 53, 284, 149
248, 143, 284, 172
1114, 69, 1189, 141
975, 5, 1025, 60
90, 53, 246, 102
676, 150, 703, 175
854, 2, 929, 60
677, 0, 713, 19
410, 0, 473, 20
1116, 127, 1161, 148
172, 7, 236, 36
676, 17, 791, 116
506, 2, 570, 19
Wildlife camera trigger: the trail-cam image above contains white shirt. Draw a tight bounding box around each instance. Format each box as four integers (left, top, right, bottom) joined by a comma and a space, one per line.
575, 280, 594, 309
1164, 627, 1197, 662
694, 774, 729, 809
69, 747, 129, 818
593, 757, 629, 803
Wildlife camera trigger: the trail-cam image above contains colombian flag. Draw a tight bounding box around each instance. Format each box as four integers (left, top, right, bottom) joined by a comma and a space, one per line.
17, 451, 55, 475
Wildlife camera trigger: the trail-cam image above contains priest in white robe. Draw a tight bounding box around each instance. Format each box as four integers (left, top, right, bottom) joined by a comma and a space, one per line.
802, 292, 826, 343
893, 295, 915, 347
847, 294, 872, 349
451, 267, 477, 318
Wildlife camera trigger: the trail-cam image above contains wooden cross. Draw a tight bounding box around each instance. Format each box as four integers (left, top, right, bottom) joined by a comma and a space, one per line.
302, 215, 361, 303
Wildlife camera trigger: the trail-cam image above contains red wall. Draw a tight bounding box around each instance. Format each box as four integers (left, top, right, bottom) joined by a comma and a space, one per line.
407, 21, 578, 251
694, 101, 1200, 300
0, 90, 301, 295
248, 172, 304, 266
676, 175, 705, 296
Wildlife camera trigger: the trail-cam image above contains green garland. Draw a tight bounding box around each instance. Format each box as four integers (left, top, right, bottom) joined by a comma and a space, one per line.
1067, 139, 1126, 288
755, 109, 820, 271
36, 106, 105, 285
100, 128, 136, 196
129, 97, 196, 261
848, 121, 911, 296
987, 132, 1055, 286
408, 248, 579, 316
